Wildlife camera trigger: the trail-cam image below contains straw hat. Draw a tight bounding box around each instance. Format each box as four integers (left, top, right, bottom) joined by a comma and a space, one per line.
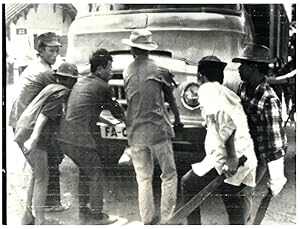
122, 29, 158, 51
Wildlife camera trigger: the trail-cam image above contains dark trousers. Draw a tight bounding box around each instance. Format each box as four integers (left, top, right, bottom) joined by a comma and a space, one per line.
45, 148, 64, 207
181, 169, 253, 225
59, 142, 105, 214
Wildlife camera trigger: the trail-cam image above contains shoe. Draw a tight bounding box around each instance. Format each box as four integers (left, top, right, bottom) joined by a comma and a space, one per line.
96, 213, 118, 225
80, 209, 117, 225
247, 215, 251, 223
45, 203, 70, 212
40, 219, 63, 225
144, 216, 160, 225
21, 212, 35, 225
178, 218, 188, 225
79, 206, 90, 219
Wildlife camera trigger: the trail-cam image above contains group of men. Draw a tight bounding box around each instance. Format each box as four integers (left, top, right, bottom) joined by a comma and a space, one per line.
9, 29, 288, 225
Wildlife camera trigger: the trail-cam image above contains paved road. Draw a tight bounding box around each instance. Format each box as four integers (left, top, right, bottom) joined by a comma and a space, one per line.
4, 84, 297, 225
5, 124, 296, 225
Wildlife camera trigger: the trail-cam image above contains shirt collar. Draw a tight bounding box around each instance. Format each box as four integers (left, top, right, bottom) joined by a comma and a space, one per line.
38, 56, 52, 68
88, 72, 107, 83
253, 80, 268, 96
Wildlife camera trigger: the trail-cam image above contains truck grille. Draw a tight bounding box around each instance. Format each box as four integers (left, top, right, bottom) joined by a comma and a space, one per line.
111, 84, 126, 100
109, 74, 127, 109
109, 73, 170, 111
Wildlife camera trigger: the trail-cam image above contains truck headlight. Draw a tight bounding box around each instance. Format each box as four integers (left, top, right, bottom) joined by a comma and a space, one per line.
181, 82, 200, 110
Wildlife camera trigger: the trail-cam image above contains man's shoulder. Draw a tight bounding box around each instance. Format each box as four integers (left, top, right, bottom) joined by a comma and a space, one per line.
147, 62, 175, 86
43, 83, 69, 92
220, 83, 241, 100
85, 75, 108, 87
21, 61, 54, 81
37, 84, 70, 101
25, 59, 52, 73
258, 82, 280, 104
73, 76, 108, 92
123, 59, 137, 72
262, 82, 278, 97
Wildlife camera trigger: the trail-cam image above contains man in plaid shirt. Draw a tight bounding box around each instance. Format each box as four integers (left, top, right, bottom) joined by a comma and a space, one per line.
233, 43, 287, 197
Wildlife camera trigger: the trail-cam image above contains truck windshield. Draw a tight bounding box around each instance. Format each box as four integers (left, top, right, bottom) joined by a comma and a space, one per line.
110, 4, 241, 14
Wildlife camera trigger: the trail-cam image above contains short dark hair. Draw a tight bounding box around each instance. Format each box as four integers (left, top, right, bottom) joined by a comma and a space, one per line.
198, 63, 224, 84
89, 48, 113, 73
131, 47, 149, 55
37, 43, 47, 55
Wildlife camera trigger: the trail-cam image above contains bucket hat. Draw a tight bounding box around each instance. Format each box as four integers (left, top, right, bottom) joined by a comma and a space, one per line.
54, 62, 80, 78
198, 55, 227, 70
122, 29, 158, 50
232, 43, 276, 64
38, 32, 62, 47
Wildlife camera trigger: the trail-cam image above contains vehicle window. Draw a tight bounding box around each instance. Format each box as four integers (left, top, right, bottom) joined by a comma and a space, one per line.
113, 4, 241, 12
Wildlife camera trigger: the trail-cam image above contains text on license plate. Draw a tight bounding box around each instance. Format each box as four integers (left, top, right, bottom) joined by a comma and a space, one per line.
99, 123, 127, 139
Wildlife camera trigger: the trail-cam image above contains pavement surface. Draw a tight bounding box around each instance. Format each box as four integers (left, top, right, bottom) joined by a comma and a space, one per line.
4, 83, 297, 225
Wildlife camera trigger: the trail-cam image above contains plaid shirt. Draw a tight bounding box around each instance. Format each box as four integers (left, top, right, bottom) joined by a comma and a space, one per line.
237, 81, 287, 162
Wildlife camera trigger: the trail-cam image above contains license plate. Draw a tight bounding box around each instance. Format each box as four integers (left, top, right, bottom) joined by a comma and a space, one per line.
98, 122, 127, 139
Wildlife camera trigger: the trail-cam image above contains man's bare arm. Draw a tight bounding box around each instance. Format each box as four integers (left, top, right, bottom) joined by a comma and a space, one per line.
23, 113, 48, 154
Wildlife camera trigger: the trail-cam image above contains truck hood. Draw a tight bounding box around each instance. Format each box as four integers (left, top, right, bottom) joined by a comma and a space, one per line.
66, 11, 249, 66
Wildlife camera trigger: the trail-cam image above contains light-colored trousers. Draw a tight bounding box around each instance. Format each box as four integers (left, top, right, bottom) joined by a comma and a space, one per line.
131, 139, 178, 224
22, 147, 49, 223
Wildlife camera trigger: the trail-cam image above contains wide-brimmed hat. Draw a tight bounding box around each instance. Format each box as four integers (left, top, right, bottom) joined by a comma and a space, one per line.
232, 43, 276, 64
198, 55, 227, 70
38, 32, 62, 47
122, 29, 158, 51
54, 62, 80, 78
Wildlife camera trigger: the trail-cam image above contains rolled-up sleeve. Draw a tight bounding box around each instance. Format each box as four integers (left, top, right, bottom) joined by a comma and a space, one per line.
215, 110, 236, 144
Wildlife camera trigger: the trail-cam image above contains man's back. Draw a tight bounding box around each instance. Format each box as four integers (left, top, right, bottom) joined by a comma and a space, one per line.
59, 74, 114, 149
123, 57, 174, 146
65, 75, 110, 122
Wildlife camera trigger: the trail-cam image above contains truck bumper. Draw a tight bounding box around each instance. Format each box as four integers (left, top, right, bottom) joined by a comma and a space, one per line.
96, 124, 207, 176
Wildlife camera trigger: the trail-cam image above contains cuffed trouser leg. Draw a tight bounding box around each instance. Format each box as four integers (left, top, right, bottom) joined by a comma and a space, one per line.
46, 149, 63, 207
220, 183, 253, 225
78, 168, 90, 209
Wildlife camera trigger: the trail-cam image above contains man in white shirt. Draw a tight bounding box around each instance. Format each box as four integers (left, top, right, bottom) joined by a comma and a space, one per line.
180, 56, 257, 225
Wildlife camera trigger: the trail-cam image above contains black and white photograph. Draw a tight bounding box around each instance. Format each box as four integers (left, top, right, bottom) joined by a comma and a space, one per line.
2, 1, 297, 225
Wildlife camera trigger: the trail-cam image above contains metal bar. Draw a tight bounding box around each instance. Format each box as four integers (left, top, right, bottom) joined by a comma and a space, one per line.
165, 155, 247, 225
118, 86, 122, 99
269, 5, 276, 60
